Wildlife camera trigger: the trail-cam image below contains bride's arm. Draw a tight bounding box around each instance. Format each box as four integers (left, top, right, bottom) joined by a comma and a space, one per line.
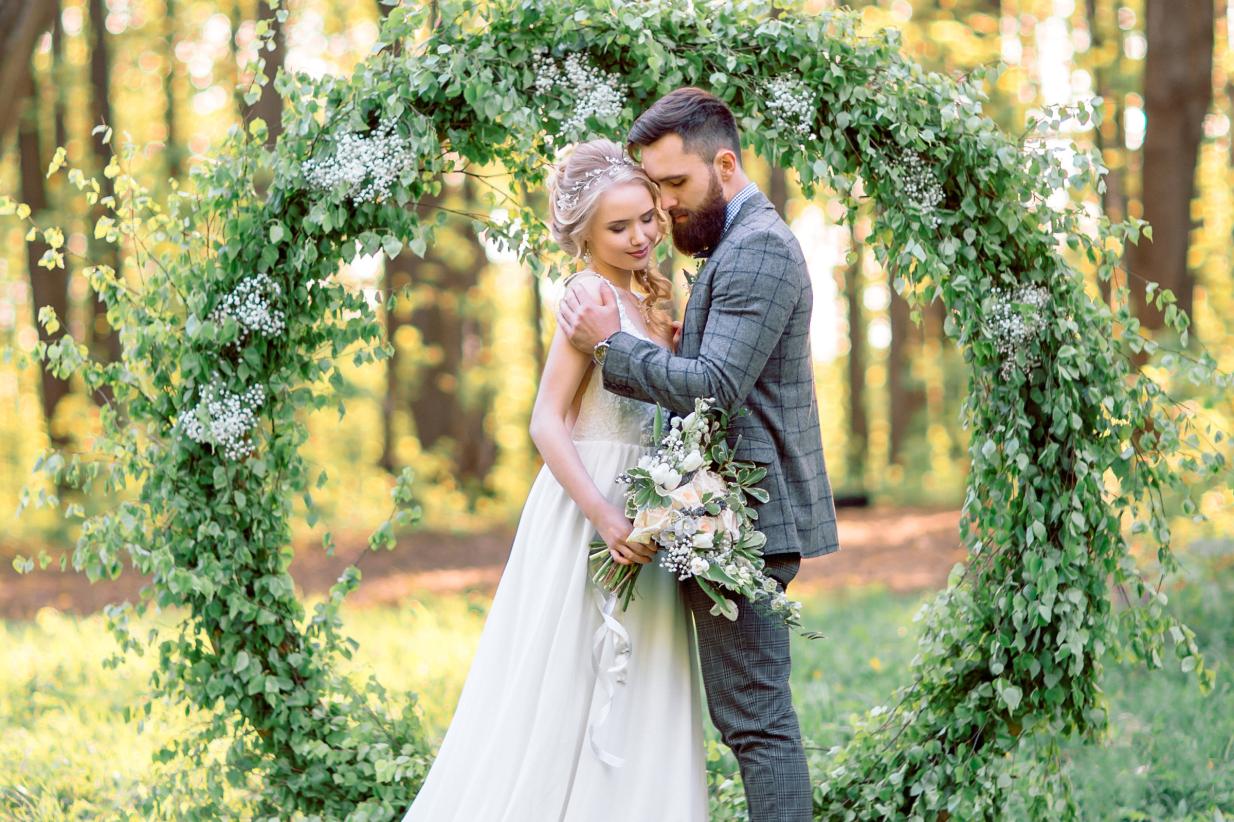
529, 302, 654, 566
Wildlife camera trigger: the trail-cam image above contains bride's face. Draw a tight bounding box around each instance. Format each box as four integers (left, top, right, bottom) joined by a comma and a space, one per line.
585, 181, 662, 270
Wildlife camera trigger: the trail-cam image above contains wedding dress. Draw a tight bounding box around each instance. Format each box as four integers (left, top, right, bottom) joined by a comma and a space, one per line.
401, 274, 709, 822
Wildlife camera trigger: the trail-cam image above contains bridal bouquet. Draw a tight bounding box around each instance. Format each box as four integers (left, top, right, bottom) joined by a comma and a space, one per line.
589, 398, 807, 630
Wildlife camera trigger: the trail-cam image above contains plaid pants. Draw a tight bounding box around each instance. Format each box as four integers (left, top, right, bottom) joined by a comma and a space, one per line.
683, 553, 811, 821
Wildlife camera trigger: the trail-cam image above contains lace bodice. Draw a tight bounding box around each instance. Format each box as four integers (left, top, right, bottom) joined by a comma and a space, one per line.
568, 274, 658, 446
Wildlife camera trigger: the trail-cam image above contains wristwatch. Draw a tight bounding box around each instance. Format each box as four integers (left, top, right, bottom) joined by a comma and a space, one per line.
592, 335, 614, 367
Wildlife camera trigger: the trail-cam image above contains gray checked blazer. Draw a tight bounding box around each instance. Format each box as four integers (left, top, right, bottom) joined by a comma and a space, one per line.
600, 189, 840, 558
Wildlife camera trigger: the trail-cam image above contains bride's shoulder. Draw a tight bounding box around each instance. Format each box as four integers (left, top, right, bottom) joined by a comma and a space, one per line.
560, 269, 606, 299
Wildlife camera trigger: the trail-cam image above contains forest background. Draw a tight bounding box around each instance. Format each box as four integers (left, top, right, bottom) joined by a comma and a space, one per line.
2, 1, 1234, 816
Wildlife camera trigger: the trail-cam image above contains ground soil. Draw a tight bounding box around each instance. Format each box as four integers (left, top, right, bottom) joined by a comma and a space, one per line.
0, 507, 964, 620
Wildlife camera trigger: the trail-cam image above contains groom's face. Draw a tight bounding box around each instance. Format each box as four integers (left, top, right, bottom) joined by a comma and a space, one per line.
637, 134, 728, 257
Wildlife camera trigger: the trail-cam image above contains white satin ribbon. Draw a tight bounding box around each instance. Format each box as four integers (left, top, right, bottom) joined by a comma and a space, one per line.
587, 586, 631, 768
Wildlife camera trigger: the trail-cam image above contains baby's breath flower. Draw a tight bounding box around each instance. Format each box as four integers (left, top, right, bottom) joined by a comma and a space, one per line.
209, 273, 285, 345
988, 283, 1051, 379
764, 75, 818, 142
534, 52, 628, 137
302, 117, 415, 203
177, 375, 266, 461
890, 149, 945, 229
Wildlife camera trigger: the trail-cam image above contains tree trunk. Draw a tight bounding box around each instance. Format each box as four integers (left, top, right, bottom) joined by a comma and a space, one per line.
51, 0, 67, 150
18, 67, 72, 448
1084, 0, 1128, 306
164, 0, 182, 180
378, 189, 425, 472
0, 0, 57, 143
887, 282, 925, 465
228, 0, 246, 117
1128, 0, 1214, 332
768, 165, 789, 216
86, 0, 122, 400
377, 0, 433, 472
845, 223, 868, 483
406, 180, 498, 493
244, 0, 284, 148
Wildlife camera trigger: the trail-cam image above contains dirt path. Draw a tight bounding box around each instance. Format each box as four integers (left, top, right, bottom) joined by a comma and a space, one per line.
0, 507, 963, 620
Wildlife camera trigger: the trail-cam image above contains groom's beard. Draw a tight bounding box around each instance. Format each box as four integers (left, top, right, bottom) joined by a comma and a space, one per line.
668, 171, 726, 257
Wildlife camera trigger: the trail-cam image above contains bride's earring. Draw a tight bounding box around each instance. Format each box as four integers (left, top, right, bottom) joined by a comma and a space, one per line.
582, 243, 592, 265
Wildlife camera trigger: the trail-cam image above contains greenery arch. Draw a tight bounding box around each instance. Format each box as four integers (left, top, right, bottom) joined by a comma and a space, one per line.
7, 0, 1223, 818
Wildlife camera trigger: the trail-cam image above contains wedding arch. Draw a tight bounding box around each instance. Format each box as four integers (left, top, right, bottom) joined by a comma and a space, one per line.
8, 0, 1220, 818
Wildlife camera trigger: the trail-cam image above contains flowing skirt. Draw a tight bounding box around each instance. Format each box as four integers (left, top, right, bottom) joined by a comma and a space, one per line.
401, 439, 709, 822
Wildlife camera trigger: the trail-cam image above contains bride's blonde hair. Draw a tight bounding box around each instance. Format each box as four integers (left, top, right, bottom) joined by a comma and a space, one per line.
546, 139, 674, 337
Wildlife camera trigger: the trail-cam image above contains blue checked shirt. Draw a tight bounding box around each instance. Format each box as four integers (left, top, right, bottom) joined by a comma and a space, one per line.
723, 181, 760, 238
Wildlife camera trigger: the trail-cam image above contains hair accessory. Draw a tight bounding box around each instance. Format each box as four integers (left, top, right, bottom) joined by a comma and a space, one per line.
554, 155, 635, 213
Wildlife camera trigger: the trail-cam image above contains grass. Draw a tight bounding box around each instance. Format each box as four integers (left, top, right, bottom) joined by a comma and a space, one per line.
1, 564, 1231, 820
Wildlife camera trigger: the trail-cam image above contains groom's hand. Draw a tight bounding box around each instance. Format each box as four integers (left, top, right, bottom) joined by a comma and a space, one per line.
558, 283, 621, 354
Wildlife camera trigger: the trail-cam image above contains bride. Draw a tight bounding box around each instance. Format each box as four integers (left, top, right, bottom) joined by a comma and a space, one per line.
401, 139, 709, 821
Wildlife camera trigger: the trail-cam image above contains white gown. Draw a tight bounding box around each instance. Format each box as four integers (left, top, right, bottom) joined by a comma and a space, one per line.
401, 275, 709, 822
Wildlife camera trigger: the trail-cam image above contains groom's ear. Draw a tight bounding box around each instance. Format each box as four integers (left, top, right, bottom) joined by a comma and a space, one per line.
713, 147, 740, 182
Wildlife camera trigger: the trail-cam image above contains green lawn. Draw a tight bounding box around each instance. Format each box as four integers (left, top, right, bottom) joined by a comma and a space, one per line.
2, 565, 1231, 820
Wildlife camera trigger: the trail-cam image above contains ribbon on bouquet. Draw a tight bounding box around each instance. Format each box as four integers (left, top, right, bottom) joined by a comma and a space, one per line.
587, 586, 631, 768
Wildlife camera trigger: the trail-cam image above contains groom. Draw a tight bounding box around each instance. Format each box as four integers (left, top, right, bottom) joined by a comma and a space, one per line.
558, 87, 840, 821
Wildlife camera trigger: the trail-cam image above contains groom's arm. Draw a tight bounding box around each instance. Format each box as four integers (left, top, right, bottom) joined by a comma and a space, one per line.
600, 231, 803, 416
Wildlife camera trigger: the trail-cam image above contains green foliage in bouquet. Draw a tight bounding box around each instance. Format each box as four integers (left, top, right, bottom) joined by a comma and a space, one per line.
2, 0, 1228, 817
589, 399, 805, 629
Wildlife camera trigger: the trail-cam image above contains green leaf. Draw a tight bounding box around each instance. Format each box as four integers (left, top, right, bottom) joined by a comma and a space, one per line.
999, 683, 1022, 712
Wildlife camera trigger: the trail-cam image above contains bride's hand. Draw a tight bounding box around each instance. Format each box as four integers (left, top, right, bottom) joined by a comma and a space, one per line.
593, 504, 654, 566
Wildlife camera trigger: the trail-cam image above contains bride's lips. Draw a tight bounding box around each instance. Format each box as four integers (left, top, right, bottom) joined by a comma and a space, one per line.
628, 247, 649, 260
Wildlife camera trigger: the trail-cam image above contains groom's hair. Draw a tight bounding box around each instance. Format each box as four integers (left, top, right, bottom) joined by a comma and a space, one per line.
627, 87, 742, 166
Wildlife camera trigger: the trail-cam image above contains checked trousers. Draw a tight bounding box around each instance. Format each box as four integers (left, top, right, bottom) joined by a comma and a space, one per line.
683, 553, 811, 822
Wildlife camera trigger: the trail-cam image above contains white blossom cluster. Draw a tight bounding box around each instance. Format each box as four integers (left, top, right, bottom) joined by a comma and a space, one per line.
302, 117, 414, 204
176, 376, 266, 460
763, 75, 818, 141
987, 284, 1051, 379
891, 149, 945, 229
653, 499, 738, 581
209, 273, 285, 345
532, 51, 628, 136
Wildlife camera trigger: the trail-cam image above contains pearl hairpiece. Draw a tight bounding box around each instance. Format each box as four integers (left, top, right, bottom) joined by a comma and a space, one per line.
554, 155, 636, 213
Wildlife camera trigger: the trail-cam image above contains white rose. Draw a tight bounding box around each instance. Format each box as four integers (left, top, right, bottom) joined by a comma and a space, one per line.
649, 463, 682, 492
668, 482, 703, 510
691, 531, 715, 550
720, 508, 741, 539
693, 469, 727, 498
689, 556, 710, 575
628, 506, 673, 544
680, 450, 705, 473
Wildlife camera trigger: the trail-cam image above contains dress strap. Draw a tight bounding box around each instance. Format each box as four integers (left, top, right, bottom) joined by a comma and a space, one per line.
560, 270, 596, 291
563, 270, 631, 330
597, 278, 631, 328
